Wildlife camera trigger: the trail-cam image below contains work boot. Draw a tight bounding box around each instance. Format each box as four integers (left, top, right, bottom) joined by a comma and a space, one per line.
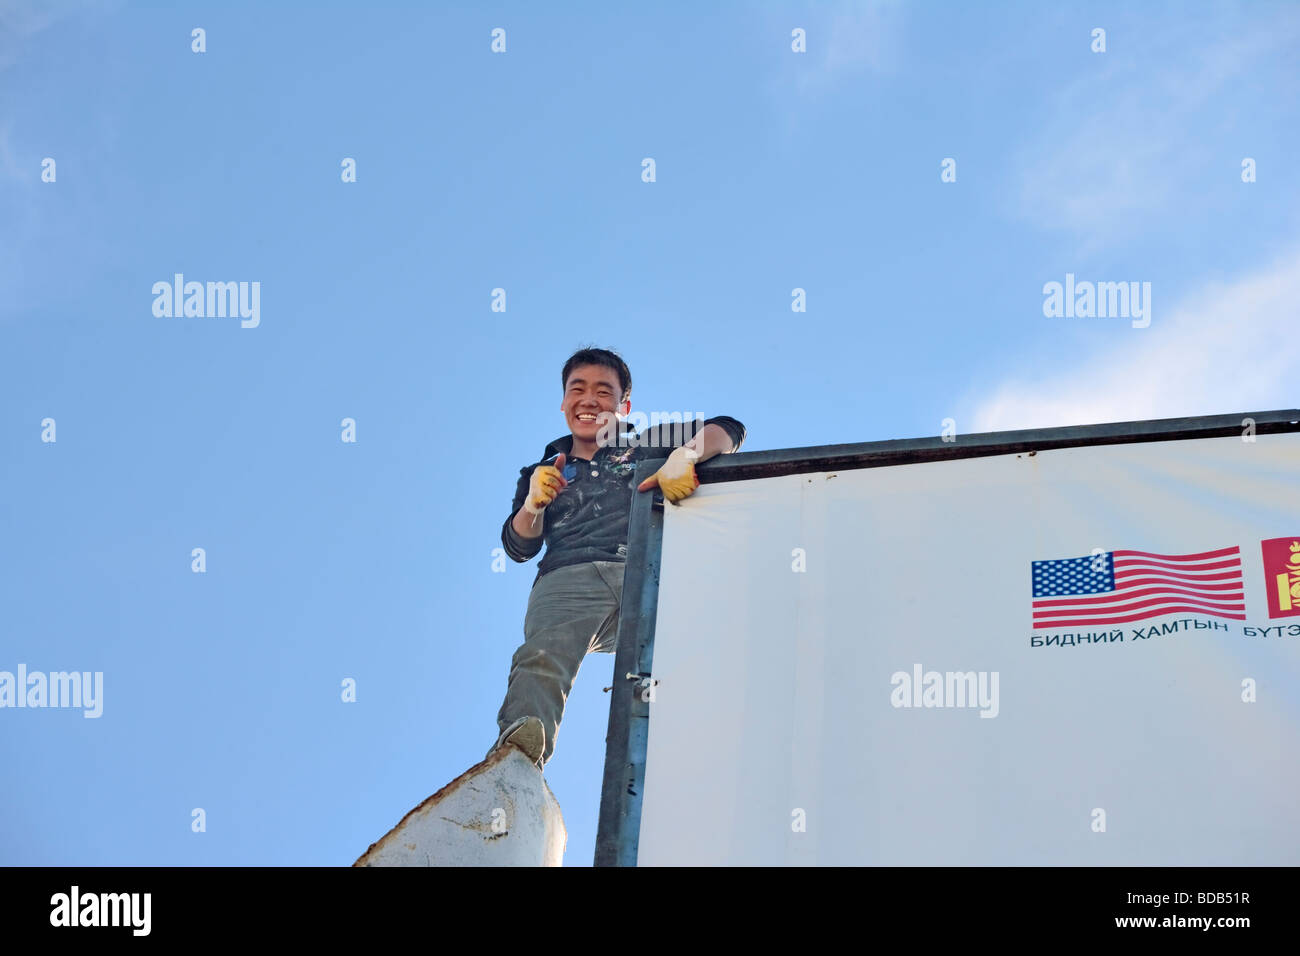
488, 715, 545, 767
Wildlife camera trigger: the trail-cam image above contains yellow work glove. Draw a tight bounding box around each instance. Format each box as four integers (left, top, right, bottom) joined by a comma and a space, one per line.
524, 452, 568, 516
636, 445, 701, 503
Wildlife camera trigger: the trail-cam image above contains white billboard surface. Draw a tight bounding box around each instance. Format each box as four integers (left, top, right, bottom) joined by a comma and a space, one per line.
637, 433, 1300, 865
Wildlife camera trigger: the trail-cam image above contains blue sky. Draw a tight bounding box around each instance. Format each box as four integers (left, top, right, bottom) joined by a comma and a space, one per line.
2, 0, 1297, 866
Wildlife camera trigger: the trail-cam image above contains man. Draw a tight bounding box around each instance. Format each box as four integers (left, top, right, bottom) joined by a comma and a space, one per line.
490, 346, 746, 769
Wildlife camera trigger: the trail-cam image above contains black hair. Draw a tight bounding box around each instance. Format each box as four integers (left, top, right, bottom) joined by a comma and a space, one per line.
560, 346, 632, 405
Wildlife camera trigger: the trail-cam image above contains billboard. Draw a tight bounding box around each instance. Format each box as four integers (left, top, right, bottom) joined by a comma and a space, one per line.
596, 411, 1300, 865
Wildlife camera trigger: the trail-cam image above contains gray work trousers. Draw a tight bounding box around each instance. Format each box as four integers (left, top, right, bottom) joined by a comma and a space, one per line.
496, 560, 626, 768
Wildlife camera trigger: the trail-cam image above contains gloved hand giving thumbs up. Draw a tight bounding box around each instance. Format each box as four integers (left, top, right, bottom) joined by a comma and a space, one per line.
523, 453, 569, 524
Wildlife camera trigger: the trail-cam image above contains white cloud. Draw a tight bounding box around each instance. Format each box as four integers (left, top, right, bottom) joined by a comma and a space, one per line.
1011, 11, 1300, 252
0, 0, 62, 71
786, 0, 902, 96
970, 249, 1300, 432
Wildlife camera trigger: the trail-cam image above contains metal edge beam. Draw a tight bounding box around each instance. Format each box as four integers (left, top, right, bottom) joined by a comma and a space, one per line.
696, 408, 1300, 484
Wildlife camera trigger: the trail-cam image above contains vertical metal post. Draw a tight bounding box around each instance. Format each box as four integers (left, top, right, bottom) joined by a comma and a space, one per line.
594, 460, 665, 867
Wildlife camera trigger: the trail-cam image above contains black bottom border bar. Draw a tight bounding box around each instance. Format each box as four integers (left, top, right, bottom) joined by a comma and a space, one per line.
0, 865, 1288, 941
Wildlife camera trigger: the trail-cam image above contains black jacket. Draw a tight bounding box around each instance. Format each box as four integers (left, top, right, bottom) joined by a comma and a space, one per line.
501, 415, 746, 586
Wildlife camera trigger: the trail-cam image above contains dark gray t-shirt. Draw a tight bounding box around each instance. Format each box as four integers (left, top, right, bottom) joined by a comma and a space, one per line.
501, 416, 746, 587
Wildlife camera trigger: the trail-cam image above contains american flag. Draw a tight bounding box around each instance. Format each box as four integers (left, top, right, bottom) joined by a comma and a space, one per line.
1031, 546, 1245, 628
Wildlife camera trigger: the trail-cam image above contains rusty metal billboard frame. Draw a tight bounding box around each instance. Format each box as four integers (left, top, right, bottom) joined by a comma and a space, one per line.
593, 408, 1300, 867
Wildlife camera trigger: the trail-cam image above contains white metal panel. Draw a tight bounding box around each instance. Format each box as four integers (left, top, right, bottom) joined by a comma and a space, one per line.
637, 433, 1300, 864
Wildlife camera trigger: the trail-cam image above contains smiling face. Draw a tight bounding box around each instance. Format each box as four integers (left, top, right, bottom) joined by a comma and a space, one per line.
561, 363, 630, 446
